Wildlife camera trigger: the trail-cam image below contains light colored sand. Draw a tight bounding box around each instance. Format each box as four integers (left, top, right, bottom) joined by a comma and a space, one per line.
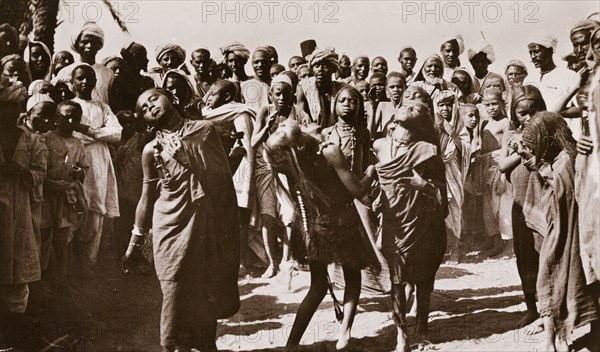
218, 258, 552, 351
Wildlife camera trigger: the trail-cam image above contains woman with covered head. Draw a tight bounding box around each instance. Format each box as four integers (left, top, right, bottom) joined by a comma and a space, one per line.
119, 42, 155, 110
435, 90, 471, 262
266, 90, 377, 352
497, 85, 546, 332
0, 23, 19, 60
411, 53, 462, 115
123, 88, 240, 352
54, 22, 113, 105
372, 100, 447, 351
25, 41, 52, 81
1, 54, 32, 93
162, 68, 203, 119
148, 43, 186, 87
297, 46, 347, 128
520, 111, 599, 351
102, 56, 130, 113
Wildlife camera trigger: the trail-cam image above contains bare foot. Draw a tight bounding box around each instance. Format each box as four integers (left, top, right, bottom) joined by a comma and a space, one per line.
523, 317, 544, 336
446, 249, 461, 265
517, 311, 539, 329
336, 330, 350, 350
279, 261, 294, 291
261, 263, 277, 278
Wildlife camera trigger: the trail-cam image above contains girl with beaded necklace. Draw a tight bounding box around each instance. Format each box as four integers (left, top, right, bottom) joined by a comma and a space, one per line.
263, 111, 376, 350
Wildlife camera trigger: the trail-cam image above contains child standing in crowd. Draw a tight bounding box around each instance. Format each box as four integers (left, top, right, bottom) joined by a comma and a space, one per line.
436, 91, 471, 262
369, 72, 406, 140
42, 101, 88, 294
70, 64, 121, 277
479, 88, 512, 256
0, 82, 45, 347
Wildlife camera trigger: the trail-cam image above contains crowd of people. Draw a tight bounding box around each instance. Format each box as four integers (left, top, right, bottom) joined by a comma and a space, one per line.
0, 12, 599, 352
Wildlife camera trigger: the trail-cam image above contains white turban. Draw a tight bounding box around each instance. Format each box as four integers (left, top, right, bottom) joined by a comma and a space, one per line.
528, 32, 558, 51
467, 41, 496, 63
26, 93, 54, 112
307, 47, 339, 69
220, 41, 250, 60
442, 33, 465, 55
71, 22, 105, 52
271, 74, 292, 88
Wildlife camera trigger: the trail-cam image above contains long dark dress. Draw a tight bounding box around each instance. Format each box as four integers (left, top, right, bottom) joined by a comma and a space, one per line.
152, 120, 240, 320
376, 141, 447, 291
524, 152, 599, 341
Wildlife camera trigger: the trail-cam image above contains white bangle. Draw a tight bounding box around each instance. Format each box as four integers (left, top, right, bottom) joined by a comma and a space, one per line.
132, 225, 149, 237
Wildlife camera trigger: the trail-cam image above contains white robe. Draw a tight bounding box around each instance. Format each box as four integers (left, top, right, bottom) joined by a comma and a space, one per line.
73, 98, 121, 217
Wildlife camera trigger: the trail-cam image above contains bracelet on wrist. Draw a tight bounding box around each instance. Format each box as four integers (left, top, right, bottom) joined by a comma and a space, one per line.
128, 242, 141, 248
132, 225, 150, 237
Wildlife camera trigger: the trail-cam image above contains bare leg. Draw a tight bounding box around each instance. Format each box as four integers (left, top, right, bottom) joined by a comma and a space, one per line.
239, 208, 251, 277
539, 315, 557, 352
517, 293, 540, 329
286, 263, 328, 349
336, 266, 361, 350
261, 226, 278, 278
279, 227, 294, 291
390, 283, 410, 352
447, 238, 461, 264
406, 284, 417, 318
415, 286, 431, 336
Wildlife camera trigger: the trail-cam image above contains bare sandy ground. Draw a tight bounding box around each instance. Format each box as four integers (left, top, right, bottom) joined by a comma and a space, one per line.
24, 255, 576, 351
217, 257, 549, 352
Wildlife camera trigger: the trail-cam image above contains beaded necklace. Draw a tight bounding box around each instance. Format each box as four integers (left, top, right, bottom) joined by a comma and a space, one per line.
327, 123, 357, 171
153, 119, 185, 179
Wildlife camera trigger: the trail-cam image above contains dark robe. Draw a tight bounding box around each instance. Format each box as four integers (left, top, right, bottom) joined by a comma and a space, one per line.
524, 151, 599, 341
376, 141, 447, 291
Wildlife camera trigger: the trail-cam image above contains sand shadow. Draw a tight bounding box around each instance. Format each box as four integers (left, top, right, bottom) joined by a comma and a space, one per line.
435, 265, 473, 280
238, 282, 270, 296
432, 284, 523, 315
426, 309, 525, 343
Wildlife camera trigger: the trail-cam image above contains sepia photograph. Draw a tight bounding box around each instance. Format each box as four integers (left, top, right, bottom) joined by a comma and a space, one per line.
0, 0, 599, 351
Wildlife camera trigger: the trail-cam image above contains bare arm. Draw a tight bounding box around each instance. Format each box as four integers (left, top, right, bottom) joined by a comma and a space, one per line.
322, 143, 375, 199
498, 129, 522, 173
250, 106, 273, 148
234, 113, 256, 205
133, 143, 159, 231
368, 104, 383, 140
296, 84, 311, 122
553, 70, 583, 115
